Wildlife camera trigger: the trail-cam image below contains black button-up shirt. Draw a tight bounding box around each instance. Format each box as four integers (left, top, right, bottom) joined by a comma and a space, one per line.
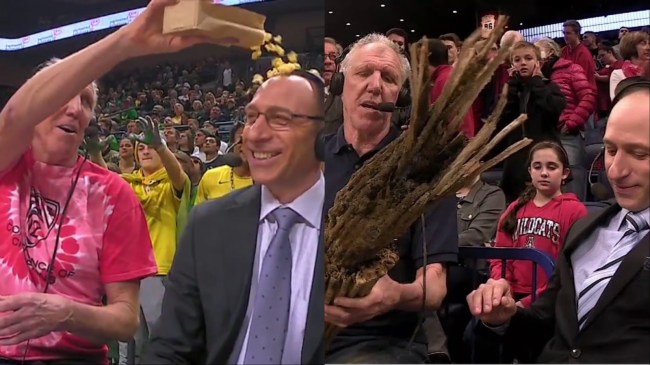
322, 125, 459, 348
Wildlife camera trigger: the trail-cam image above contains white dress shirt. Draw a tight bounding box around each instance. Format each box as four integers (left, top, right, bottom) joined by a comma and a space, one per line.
571, 207, 650, 298
236, 174, 324, 364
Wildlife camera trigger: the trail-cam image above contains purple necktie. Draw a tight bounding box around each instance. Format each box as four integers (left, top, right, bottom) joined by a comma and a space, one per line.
244, 207, 301, 364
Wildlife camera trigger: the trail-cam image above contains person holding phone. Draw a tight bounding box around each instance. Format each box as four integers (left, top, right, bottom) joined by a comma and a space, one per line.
487, 41, 567, 203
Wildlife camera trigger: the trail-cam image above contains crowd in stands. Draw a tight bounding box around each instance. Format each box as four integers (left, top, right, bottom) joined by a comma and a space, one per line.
0, 2, 647, 363
324, 19, 649, 363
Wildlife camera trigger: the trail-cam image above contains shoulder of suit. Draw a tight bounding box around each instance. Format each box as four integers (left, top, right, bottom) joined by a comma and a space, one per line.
191, 185, 259, 220
567, 200, 619, 235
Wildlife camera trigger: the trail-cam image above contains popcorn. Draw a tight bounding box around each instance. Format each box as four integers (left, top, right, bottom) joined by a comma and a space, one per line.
287, 51, 298, 63
253, 31, 305, 81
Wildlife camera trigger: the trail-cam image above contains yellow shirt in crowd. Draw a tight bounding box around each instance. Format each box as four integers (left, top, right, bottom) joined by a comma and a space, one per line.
122, 168, 190, 275
196, 165, 253, 204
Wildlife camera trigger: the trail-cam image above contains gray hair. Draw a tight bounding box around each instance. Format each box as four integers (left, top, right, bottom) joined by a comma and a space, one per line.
340, 33, 411, 84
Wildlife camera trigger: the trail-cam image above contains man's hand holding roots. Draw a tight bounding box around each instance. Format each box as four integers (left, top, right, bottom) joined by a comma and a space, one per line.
325, 275, 402, 328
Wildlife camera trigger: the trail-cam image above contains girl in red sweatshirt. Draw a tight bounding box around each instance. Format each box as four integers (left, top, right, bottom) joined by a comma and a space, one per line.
490, 141, 588, 308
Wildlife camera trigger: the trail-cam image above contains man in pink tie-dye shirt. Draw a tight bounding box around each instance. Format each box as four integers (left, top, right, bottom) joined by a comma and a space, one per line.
0, 1, 237, 363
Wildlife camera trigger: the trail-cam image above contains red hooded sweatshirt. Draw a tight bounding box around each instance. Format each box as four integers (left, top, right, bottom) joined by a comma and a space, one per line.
490, 193, 588, 308
430, 64, 476, 137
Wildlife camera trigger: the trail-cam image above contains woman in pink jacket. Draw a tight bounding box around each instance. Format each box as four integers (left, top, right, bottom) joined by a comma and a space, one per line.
535, 38, 596, 197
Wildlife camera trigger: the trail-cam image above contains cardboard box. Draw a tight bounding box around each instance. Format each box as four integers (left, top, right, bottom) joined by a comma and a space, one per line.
163, 0, 267, 49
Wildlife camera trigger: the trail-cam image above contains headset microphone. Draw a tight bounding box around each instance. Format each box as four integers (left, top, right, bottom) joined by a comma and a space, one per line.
588, 146, 613, 201
361, 102, 399, 113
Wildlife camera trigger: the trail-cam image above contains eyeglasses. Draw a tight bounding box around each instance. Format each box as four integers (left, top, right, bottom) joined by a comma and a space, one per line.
325, 53, 338, 61
244, 108, 324, 131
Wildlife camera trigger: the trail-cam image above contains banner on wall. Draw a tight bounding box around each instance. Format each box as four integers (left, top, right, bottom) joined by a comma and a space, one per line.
0, 0, 267, 51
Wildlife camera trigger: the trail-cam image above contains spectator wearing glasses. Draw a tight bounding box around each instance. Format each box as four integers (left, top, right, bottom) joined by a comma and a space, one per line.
144, 72, 326, 365
324, 37, 344, 135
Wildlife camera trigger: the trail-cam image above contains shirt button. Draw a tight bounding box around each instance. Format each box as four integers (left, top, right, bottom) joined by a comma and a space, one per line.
570, 349, 581, 358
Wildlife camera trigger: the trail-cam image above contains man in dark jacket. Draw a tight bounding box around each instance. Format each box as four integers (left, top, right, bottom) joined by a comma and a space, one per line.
467, 77, 650, 364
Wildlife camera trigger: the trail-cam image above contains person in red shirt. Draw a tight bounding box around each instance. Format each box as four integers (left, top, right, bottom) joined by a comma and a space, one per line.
491, 141, 588, 308
428, 38, 475, 137
536, 38, 595, 191
0, 0, 235, 363
561, 20, 597, 91
595, 41, 624, 118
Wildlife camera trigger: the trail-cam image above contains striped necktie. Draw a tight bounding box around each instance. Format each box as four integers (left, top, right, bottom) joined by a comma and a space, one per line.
576, 212, 649, 329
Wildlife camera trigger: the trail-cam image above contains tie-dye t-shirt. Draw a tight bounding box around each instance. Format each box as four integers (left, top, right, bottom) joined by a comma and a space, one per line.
0, 150, 157, 362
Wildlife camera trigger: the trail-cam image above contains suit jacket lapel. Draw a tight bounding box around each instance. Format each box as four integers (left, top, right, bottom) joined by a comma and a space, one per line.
560, 201, 620, 339
582, 232, 650, 330
301, 213, 325, 364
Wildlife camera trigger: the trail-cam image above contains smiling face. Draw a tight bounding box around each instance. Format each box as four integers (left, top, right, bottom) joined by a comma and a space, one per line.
604, 90, 650, 212
33, 84, 96, 166
242, 75, 322, 194
341, 43, 403, 136
528, 147, 570, 197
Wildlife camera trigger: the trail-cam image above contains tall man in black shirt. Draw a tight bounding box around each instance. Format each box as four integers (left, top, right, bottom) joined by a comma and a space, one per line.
323, 33, 458, 364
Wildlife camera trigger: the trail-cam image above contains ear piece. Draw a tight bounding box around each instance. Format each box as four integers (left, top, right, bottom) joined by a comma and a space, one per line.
314, 130, 326, 161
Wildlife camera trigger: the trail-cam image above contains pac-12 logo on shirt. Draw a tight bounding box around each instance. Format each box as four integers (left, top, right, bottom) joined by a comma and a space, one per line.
25, 187, 61, 248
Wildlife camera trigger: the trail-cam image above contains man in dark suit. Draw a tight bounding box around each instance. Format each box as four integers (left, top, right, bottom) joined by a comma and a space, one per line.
142, 71, 326, 364
466, 78, 650, 363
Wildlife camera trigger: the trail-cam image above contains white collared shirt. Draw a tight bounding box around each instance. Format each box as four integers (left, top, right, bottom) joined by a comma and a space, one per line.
236, 174, 324, 364
572, 207, 650, 297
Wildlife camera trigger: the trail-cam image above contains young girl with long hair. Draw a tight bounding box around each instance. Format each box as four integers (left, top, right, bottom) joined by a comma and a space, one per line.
491, 141, 588, 308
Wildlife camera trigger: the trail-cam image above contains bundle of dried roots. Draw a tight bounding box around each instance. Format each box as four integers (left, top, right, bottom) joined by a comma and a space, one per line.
324, 17, 533, 344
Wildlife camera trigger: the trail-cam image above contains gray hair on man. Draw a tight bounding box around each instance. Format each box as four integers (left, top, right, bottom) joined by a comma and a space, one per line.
500, 30, 525, 49
340, 33, 411, 84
